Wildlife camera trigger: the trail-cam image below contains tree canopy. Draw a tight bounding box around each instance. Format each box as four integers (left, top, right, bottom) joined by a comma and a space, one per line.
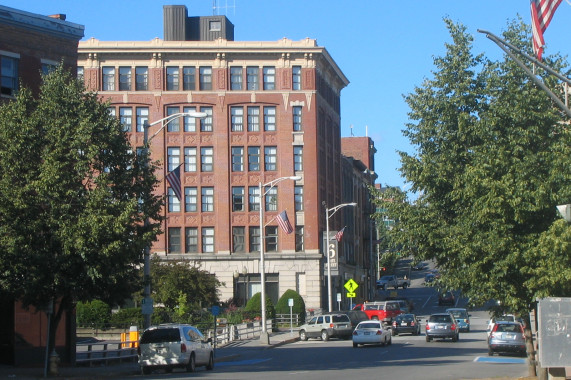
0, 66, 163, 343
374, 18, 571, 317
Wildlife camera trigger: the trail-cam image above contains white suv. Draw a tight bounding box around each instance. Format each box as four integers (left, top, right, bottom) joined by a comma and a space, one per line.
138, 324, 214, 374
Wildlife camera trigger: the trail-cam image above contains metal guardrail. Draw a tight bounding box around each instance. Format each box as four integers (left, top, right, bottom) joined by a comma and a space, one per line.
76, 340, 138, 366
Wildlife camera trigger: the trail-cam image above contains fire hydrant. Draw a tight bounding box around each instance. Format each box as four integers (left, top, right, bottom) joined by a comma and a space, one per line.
48, 350, 60, 376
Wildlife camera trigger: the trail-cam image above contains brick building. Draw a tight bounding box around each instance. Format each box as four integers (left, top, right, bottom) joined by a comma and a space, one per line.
0, 5, 84, 365
78, 5, 376, 312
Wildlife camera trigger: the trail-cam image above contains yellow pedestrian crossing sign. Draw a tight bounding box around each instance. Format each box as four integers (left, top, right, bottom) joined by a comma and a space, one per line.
344, 279, 358, 293
347, 292, 356, 298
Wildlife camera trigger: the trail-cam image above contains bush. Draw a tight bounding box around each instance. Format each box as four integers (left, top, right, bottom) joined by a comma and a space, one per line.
275, 289, 306, 325
109, 308, 142, 329
244, 292, 275, 320
76, 300, 111, 329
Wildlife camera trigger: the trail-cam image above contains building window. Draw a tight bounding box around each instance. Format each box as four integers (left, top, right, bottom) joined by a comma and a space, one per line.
265, 186, 277, 211
166, 107, 180, 132
202, 227, 214, 253
41, 60, 58, 75
292, 66, 301, 90
185, 227, 198, 253
168, 227, 181, 253
136, 107, 149, 132
230, 67, 242, 90
232, 186, 245, 211
247, 106, 260, 132
232, 227, 245, 253
185, 187, 198, 212
295, 186, 304, 211
265, 226, 278, 252
167, 147, 180, 172
249, 226, 260, 252
184, 147, 197, 172
263, 67, 275, 90
1, 55, 19, 96
183, 67, 195, 90
209, 20, 221, 31
248, 147, 260, 171
264, 106, 276, 131
107, 107, 116, 117
295, 226, 304, 252
183, 106, 198, 132
135, 67, 148, 90
199, 66, 212, 90
168, 188, 181, 212
264, 146, 277, 171
166, 67, 179, 91
119, 107, 132, 132
247, 66, 258, 90
102, 67, 115, 91
200, 147, 213, 172
200, 107, 213, 132
201, 187, 214, 212
294, 146, 303, 171
119, 67, 131, 91
231, 146, 244, 172
248, 186, 260, 212
231, 106, 243, 132
293, 106, 302, 131
77, 66, 84, 81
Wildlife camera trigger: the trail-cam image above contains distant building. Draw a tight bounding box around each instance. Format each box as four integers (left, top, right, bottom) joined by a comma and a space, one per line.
0, 5, 84, 366
78, 5, 376, 311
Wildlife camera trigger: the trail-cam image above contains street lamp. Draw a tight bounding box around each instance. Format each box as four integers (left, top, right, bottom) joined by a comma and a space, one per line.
259, 175, 301, 344
142, 111, 206, 329
324, 202, 357, 312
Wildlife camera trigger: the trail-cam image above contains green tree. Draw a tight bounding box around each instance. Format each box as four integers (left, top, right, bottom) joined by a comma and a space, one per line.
275, 289, 306, 325
0, 66, 163, 356
149, 255, 222, 310
374, 18, 570, 375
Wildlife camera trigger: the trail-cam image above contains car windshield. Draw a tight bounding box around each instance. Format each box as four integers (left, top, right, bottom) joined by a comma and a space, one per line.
358, 322, 381, 329
397, 315, 415, 322
140, 328, 180, 344
429, 315, 451, 323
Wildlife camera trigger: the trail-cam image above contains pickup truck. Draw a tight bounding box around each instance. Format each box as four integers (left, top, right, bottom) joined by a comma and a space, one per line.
353, 301, 402, 324
376, 275, 411, 290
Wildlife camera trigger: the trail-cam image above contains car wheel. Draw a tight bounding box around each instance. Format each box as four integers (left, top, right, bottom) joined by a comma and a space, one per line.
392, 329, 397, 336
488, 349, 494, 356
403, 283, 408, 289
387, 335, 392, 345
353, 342, 358, 348
321, 330, 329, 341
206, 352, 214, 370
186, 353, 196, 372
452, 334, 458, 342
299, 330, 308, 341
141, 366, 151, 375
426, 335, 431, 342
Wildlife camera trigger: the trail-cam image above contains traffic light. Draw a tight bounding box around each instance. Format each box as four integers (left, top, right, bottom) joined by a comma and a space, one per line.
379, 267, 386, 277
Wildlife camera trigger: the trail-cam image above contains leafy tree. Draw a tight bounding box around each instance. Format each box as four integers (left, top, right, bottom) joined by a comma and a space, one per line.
0, 66, 163, 356
149, 255, 222, 310
374, 18, 570, 375
275, 289, 306, 325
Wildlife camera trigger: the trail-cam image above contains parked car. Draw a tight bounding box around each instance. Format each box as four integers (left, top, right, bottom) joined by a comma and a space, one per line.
391, 313, 421, 336
323, 310, 369, 331
384, 297, 414, 313
486, 314, 517, 336
425, 312, 459, 342
376, 275, 411, 290
424, 273, 435, 283
438, 291, 455, 306
446, 308, 471, 332
298, 313, 353, 341
138, 324, 214, 374
488, 321, 526, 356
411, 261, 427, 270
352, 320, 392, 348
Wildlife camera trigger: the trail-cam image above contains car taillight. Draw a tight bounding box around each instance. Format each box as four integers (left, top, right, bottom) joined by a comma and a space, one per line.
330, 323, 335, 328
426, 325, 430, 330
376, 330, 383, 335
181, 343, 187, 353
451, 324, 457, 331
411, 321, 416, 326
392, 321, 397, 327
353, 330, 358, 335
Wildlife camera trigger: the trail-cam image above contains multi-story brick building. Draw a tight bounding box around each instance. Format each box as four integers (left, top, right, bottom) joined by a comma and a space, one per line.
78, 5, 376, 311
0, 5, 84, 366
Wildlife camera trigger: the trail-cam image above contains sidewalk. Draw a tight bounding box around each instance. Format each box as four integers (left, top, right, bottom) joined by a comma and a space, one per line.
0, 330, 300, 379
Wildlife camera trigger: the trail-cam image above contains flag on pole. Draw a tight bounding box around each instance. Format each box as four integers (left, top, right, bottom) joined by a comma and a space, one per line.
335, 226, 346, 242
276, 210, 294, 234
530, 0, 562, 60
165, 164, 183, 201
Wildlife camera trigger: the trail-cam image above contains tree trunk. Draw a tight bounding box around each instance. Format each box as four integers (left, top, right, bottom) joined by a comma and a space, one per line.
523, 313, 537, 377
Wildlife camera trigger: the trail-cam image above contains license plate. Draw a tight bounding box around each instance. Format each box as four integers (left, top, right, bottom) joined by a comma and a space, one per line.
401, 322, 408, 326
364, 332, 371, 335
436, 326, 444, 329
506, 333, 515, 339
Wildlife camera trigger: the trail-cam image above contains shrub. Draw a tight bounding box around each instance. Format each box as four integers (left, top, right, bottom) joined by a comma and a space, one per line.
244, 292, 275, 320
109, 308, 142, 329
76, 300, 111, 329
275, 289, 306, 325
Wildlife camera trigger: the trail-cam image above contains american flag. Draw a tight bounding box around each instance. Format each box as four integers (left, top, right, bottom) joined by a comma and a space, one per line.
165, 164, 182, 201
335, 226, 346, 242
530, 0, 562, 60
276, 210, 294, 234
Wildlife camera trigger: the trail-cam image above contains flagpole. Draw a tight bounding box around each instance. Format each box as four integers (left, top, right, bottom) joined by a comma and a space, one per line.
258, 175, 301, 344
324, 202, 357, 312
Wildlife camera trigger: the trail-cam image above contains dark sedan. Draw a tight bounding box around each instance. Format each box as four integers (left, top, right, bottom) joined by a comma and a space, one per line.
391, 313, 421, 336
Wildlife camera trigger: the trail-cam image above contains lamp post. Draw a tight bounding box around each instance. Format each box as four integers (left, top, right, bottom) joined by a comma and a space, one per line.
142, 111, 206, 329
324, 202, 357, 312
259, 175, 301, 344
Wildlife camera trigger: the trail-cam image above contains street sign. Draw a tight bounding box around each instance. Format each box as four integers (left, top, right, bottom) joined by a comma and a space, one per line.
141, 297, 153, 315
211, 305, 220, 316
344, 278, 358, 293
347, 292, 356, 298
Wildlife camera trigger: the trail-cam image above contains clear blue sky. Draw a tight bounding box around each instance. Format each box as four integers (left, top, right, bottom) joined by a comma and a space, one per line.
4, 1, 570, 192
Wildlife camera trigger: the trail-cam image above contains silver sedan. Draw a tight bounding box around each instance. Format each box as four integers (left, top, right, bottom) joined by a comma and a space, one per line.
352, 320, 392, 348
